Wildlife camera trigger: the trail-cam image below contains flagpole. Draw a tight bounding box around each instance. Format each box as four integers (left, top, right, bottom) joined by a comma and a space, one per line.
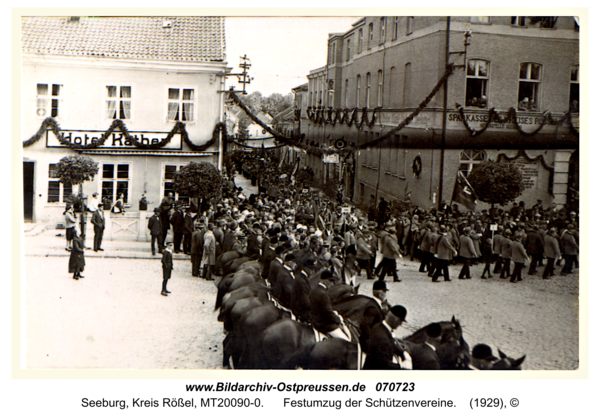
438, 16, 450, 210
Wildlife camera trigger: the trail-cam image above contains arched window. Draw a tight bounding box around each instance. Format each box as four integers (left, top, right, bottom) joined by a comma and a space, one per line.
403, 63, 412, 107
358, 28, 363, 53
365, 72, 371, 108
460, 149, 487, 177
377, 70, 384, 107
380, 17, 386, 44
368, 22, 374, 49
356, 75, 361, 108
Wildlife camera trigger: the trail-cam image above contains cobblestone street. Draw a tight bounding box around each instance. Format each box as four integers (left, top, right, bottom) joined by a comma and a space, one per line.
24, 236, 579, 370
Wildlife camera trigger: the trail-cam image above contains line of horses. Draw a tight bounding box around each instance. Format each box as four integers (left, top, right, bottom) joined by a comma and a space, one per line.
212, 250, 525, 370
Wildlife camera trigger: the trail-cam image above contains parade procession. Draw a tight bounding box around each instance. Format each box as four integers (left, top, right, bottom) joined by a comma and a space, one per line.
21, 15, 579, 371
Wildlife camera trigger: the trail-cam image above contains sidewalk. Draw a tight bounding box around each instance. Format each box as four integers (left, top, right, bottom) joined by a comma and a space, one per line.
23, 227, 190, 260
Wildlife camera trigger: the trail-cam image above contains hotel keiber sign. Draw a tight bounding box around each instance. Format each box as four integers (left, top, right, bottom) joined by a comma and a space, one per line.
46, 129, 182, 150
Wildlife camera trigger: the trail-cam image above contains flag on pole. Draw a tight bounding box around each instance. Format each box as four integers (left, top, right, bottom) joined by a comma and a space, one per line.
452, 170, 477, 210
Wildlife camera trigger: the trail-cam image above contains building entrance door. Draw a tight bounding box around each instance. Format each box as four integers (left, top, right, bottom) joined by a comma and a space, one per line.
23, 161, 34, 222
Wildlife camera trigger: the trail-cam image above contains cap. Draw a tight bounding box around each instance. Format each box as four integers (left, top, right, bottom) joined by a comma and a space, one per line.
373, 281, 388, 291
390, 305, 407, 322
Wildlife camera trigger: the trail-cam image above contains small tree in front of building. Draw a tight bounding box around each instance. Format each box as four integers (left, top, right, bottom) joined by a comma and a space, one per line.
467, 161, 525, 216
173, 162, 224, 211
56, 155, 99, 241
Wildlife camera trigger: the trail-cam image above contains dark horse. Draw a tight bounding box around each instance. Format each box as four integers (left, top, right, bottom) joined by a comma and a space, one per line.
490, 349, 526, 370
402, 316, 471, 370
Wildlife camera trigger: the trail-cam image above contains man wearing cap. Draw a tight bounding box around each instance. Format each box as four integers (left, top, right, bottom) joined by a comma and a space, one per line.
246, 222, 263, 258
499, 229, 513, 279
524, 225, 545, 275
403, 323, 442, 370
458, 227, 477, 279
542, 227, 561, 279
510, 232, 529, 283
378, 224, 402, 283
470, 344, 498, 370
372, 280, 391, 316
170, 204, 185, 253
183, 208, 194, 255
363, 305, 410, 370
190, 222, 206, 277
560, 224, 579, 276
160, 242, 174, 296
431, 225, 456, 282
202, 223, 216, 281
222, 221, 238, 253
91, 203, 106, 252
148, 208, 162, 256
159, 193, 174, 249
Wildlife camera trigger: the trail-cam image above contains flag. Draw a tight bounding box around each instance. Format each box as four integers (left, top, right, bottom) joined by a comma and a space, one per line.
452, 170, 477, 210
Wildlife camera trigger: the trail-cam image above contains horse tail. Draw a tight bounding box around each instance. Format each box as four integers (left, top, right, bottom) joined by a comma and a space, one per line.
280, 343, 315, 370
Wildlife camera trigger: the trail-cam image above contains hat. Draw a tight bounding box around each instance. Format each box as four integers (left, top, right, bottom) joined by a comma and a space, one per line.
472, 344, 498, 361
390, 305, 407, 322
373, 281, 388, 291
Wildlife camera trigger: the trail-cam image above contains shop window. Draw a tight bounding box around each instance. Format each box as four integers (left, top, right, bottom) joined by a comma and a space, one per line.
377, 70, 384, 107
163, 164, 189, 204
570, 65, 579, 112
101, 163, 130, 206
365, 73, 371, 108
358, 28, 363, 53
106, 85, 131, 120
466, 59, 489, 108
460, 149, 487, 177
380, 17, 386, 44
47, 164, 72, 203
167, 88, 195, 122
518, 63, 542, 111
392, 17, 399, 40
37, 84, 61, 118
511, 17, 526, 26
368, 22, 374, 49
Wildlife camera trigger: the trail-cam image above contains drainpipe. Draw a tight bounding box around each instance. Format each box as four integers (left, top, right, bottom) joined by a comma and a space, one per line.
218, 73, 226, 172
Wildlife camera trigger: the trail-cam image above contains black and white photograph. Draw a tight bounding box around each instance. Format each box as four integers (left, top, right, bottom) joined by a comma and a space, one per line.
11, 6, 594, 414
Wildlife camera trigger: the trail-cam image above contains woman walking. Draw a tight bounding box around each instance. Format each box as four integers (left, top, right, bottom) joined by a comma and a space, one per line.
68, 230, 85, 280
64, 203, 77, 251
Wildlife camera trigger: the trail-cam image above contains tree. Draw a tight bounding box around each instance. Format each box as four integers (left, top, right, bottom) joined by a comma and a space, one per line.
467, 161, 525, 212
173, 162, 224, 205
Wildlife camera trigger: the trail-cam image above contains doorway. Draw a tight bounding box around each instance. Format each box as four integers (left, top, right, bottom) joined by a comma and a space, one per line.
23, 161, 35, 222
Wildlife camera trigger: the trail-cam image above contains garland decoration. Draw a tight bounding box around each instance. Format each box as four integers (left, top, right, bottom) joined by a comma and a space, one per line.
23, 117, 220, 151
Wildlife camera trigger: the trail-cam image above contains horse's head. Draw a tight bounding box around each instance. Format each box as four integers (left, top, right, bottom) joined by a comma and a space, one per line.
491, 349, 526, 370
436, 317, 471, 369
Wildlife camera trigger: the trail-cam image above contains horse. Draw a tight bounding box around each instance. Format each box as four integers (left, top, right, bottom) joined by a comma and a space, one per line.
283, 338, 359, 370
490, 349, 526, 370
257, 318, 316, 369
216, 250, 244, 276
402, 316, 471, 370
214, 269, 262, 310
217, 282, 271, 322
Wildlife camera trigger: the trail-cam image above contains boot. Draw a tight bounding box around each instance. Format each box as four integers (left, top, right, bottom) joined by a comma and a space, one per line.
201, 265, 207, 279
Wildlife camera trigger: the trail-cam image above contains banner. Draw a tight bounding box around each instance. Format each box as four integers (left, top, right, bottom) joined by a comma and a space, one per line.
451, 170, 477, 210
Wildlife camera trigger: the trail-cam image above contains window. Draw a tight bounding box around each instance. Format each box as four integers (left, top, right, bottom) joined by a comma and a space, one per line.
380, 17, 386, 44
377, 70, 384, 107
47, 164, 72, 203
518, 63, 542, 111
101, 163, 130, 206
392, 17, 399, 40
346, 39, 351, 61
570, 65, 579, 112
358, 28, 363, 53
470, 17, 490, 23
329, 42, 336, 64
403, 63, 412, 107
167, 88, 195, 122
511, 17, 526, 26
466, 60, 489, 108
106, 85, 131, 120
356, 75, 361, 107
387, 145, 398, 175
459, 150, 487, 177
406, 17, 414, 34
365, 73, 371, 108
344, 79, 349, 108
37, 84, 61, 118
163, 165, 189, 204
368, 22, 374, 49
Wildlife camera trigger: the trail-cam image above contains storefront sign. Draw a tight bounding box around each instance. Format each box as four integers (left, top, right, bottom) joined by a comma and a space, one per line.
46, 130, 182, 150
446, 112, 565, 131
322, 154, 340, 164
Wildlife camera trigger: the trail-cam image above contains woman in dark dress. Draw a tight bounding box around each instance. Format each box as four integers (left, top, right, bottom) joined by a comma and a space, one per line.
68, 230, 86, 280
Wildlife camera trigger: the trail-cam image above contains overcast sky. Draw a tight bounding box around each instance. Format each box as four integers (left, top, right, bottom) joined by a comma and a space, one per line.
225, 16, 358, 97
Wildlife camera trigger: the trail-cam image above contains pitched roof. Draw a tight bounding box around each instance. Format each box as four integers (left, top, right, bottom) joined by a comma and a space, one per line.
21, 16, 225, 62
273, 106, 295, 122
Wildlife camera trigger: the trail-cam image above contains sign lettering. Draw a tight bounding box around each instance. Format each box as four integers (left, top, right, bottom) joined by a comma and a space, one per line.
46, 130, 182, 150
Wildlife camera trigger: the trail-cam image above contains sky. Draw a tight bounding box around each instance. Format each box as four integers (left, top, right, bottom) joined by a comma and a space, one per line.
225, 16, 358, 97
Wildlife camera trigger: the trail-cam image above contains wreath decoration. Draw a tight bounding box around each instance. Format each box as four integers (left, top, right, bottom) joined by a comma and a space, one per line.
412, 155, 422, 177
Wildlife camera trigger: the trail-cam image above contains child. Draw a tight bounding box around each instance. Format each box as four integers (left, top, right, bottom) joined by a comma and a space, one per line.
161, 242, 174, 296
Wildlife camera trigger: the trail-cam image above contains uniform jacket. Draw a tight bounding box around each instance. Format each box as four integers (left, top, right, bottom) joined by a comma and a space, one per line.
435, 234, 456, 260
544, 234, 561, 259
511, 240, 529, 264
147, 214, 162, 236
561, 231, 579, 255
458, 234, 477, 258
492, 233, 503, 255
500, 236, 513, 259
381, 232, 401, 259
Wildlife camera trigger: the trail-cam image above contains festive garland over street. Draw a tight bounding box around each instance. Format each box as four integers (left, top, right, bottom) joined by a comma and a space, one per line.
23, 117, 220, 151
456, 105, 579, 138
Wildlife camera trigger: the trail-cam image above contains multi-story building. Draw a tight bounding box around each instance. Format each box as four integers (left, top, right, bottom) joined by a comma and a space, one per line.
21, 16, 229, 238
300, 16, 579, 211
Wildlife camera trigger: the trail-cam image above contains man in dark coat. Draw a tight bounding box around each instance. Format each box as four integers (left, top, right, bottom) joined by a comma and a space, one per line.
147, 208, 162, 256
524, 226, 545, 275
431, 225, 456, 282
183, 208, 194, 255
91, 203, 106, 252
68, 230, 85, 280
190, 223, 205, 277
161, 242, 174, 296
458, 227, 477, 279
560, 224, 579, 275
510, 233, 529, 283
309, 275, 350, 341
363, 305, 409, 370
159, 193, 174, 249
170, 204, 185, 253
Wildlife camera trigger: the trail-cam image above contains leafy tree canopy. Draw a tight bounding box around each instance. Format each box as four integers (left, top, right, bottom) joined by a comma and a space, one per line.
173, 161, 223, 202
56, 155, 99, 186
467, 161, 525, 206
